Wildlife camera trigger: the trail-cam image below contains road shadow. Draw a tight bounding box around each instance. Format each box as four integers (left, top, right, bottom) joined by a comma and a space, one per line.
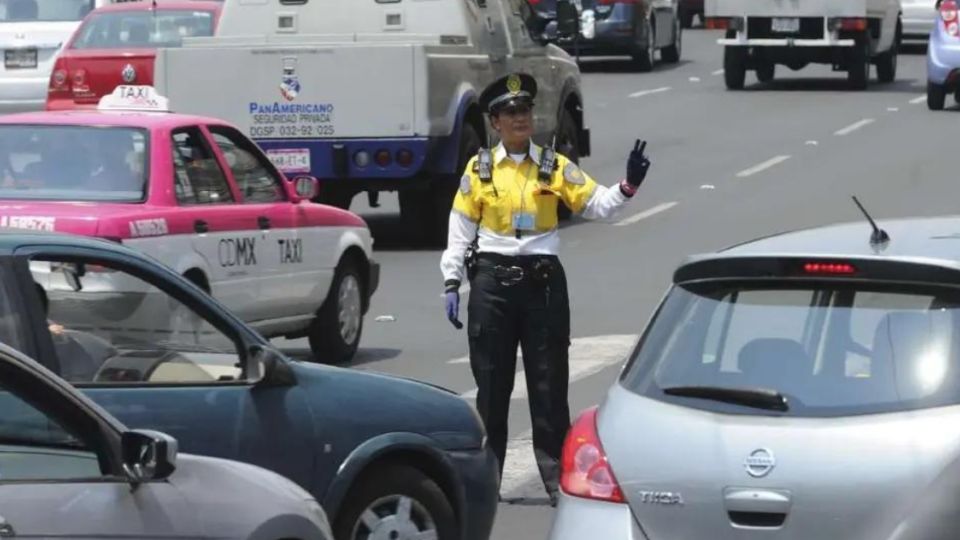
742, 76, 923, 93
577, 58, 694, 74
501, 496, 554, 507
900, 42, 929, 56
280, 346, 403, 367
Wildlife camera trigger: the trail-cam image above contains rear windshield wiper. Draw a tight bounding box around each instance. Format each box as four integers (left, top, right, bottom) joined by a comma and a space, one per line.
662, 385, 789, 412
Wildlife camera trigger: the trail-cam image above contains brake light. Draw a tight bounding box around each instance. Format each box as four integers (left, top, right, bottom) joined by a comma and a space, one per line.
943, 0, 959, 36
839, 17, 867, 31
560, 406, 625, 503
396, 149, 414, 167
374, 149, 392, 167
706, 17, 730, 29
48, 57, 69, 96
803, 262, 857, 275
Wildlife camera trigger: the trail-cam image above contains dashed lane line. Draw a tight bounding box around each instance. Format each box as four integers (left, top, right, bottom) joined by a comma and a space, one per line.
834, 118, 875, 136
736, 155, 792, 178
614, 201, 678, 227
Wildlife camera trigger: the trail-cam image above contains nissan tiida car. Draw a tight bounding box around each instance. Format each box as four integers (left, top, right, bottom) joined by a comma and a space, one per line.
550, 210, 960, 540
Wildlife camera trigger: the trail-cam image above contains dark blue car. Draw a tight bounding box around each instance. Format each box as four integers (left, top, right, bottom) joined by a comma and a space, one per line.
0, 230, 497, 540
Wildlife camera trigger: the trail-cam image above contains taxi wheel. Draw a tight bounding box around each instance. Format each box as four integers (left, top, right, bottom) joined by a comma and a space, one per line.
334, 465, 457, 540
928, 82, 946, 110
309, 261, 363, 364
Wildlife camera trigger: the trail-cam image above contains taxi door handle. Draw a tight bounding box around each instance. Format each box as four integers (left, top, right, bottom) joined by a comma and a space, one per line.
258, 216, 271, 230
194, 219, 208, 234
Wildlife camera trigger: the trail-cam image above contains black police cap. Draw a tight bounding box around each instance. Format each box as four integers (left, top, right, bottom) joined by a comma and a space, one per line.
479, 73, 538, 114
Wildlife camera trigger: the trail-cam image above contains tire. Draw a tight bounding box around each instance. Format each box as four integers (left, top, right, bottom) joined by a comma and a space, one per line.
724, 46, 747, 90
318, 186, 354, 210
928, 81, 946, 110
756, 61, 775, 83
308, 259, 363, 364
876, 29, 899, 83
661, 16, 681, 63
555, 108, 580, 221
632, 17, 655, 72
333, 465, 458, 540
680, 8, 695, 29
847, 40, 870, 91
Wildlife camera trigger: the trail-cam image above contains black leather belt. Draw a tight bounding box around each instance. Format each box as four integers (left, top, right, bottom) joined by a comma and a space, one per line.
476, 253, 559, 286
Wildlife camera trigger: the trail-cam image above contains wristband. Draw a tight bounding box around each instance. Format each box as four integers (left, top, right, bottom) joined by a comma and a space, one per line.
444, 279, 461, 293
619, 179, 637, 198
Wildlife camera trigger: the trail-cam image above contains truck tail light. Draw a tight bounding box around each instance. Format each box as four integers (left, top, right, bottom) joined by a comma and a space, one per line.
943, 0, 959, 36
560, 406, 625, 504
353, 150, 370, 168
396, 149, 413, 167
374, 149, 391, 167
835, 17, 868, 31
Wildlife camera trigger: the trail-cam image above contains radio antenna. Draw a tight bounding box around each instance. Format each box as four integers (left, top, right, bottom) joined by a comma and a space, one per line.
852, 195, 889, 246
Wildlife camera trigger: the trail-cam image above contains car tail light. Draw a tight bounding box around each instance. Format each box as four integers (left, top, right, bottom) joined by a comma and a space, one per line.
803, 262, 857, 275
374, 149, 391, 167
943, 0, 960, 36
706, 17, 743, 31
834, 17, 868, 31
560, 406, 625, 503
48, 57, 70, 98
396, 149, 414, 167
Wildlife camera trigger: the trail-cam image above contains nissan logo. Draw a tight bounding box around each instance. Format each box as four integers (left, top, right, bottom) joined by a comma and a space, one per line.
122, 64, 136, 83
744, 448, 776, 478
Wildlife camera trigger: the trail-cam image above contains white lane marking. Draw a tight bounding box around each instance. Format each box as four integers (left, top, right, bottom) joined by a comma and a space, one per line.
887, 107, 899, 112
735, 155, 791, 178
628, 86, 671, 98
805, 140, 819, 146
700, 184, 716, 190
494, 335, 639, 498
689, 76, 701, 82
439, 284, 471, 299
834, 118, 875, 136
449, 355, 469, 365
613, 201, 678, 227
712, 69, 725, 75
910, 95, 927, 104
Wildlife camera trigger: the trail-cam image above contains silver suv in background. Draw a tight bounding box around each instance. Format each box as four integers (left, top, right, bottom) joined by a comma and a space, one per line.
550, 209, 960, 540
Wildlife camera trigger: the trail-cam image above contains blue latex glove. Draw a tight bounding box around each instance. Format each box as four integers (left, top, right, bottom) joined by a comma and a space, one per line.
445, 291, 462, 329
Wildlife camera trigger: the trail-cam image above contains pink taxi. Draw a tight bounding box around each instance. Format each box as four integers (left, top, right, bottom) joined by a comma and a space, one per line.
0, 86, 378, 364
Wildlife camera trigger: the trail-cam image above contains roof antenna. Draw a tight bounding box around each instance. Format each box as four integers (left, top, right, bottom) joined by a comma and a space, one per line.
851, 195, 890, 246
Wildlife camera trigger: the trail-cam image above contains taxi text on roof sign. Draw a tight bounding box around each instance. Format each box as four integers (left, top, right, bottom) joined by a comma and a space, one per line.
98, 85, 170, 112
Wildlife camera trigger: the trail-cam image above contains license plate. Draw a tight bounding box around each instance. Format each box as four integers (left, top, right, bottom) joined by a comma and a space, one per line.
771, 17, 800, 33
4, 48, 36, 69
267, 149, 311, 174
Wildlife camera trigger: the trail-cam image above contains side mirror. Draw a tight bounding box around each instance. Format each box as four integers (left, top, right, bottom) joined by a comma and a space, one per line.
249, 345, 297, 388
556, 0, 580, 38
121, 429, 177, 484
290, 175, 319, 203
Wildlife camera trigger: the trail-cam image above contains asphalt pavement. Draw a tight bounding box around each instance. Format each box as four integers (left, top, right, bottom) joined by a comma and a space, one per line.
277, 28, 953, 539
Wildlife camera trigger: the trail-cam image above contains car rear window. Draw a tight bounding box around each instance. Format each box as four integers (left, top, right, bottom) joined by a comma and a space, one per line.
0, 125, 147, 202
0, 0, 93, 23
71, 9, 215, 49
620, 281, 960, 417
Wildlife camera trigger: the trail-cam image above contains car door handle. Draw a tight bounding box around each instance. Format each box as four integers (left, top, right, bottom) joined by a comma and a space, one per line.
194, 219, 208, 234
258, 216, 271, 230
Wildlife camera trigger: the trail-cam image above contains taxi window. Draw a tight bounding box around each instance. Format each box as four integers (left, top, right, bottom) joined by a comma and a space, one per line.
0, 125, 147, 202
71, 9, 216, 49
172, 128, 234, 205
0, 0, 93, 23
208, 127, 285, 204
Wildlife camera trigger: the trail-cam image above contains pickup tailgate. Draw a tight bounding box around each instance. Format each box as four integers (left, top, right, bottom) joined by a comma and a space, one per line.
154, 43, 417, 139
705, 0, 869, 18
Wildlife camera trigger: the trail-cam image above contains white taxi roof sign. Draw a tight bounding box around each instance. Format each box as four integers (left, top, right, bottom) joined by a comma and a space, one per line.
98, 85, 170, 112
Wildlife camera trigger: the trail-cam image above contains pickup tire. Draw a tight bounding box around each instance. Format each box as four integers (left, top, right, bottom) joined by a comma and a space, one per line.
724, 46, 747, 90
847, 40, 870, 91
928, 82, 946, 110
661, 17, 681, 63
875, 32, 898, 84
308, 259, 363, 364
333, 464, 457, 540
632, 18, 655, 72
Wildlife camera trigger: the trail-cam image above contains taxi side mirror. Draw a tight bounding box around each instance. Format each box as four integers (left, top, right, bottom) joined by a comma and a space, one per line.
289, 175, 319, 203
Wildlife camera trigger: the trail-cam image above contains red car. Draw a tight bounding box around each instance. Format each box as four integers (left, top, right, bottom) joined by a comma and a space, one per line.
46, 0, 222, 110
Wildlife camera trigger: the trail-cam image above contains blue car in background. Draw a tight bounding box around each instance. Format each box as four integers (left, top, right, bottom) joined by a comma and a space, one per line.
928, 0, 960, 109
530, 0, 682, 71
0, 231, 498, 540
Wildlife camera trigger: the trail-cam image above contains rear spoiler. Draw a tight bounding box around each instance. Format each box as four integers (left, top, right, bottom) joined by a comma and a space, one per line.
673, 255, 960, 287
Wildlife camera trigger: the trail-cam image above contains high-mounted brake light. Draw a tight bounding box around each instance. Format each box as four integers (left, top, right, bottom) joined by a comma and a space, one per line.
803, 262, 857, 275
560, 406, 625, 503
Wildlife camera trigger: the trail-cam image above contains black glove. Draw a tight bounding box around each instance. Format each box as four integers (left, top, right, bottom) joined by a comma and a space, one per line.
626, 139, 650, 188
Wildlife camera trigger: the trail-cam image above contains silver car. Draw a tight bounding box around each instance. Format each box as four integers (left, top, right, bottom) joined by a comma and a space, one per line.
903, 0, 937, 40
0, 341, 333, 540
550, 213, 960, 540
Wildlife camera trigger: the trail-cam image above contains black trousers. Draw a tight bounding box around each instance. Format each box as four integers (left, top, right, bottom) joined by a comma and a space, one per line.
466, 252, 571, 495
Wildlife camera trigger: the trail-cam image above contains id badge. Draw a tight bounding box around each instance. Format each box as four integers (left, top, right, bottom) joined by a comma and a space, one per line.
512, 212, 536, 231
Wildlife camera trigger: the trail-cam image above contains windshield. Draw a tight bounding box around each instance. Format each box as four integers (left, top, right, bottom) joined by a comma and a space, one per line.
0, 0, 93, 23
620, 281, 960, 416
71, 9, 216, 49
0, 125, 147, 202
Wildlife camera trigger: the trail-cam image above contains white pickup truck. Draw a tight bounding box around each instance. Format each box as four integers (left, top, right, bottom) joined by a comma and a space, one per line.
152, 0, 590, 245
705, 0, 902, 90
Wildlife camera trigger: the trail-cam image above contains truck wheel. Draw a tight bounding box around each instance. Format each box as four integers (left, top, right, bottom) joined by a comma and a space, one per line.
724, 47, 747, 90
333, 465, 457, 540
756, 62, 775, 83
556, 109, 580, 221
875, 35, 898, 83
680, 9, 695, 28
661, 17, 681, 63
847, 41, 870, 90
928, 82, 946, 110
308, 259, 363, 364
632, 18, 655, 72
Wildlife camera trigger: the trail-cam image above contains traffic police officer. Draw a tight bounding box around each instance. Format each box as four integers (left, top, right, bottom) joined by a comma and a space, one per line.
440, 73, 651, 505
